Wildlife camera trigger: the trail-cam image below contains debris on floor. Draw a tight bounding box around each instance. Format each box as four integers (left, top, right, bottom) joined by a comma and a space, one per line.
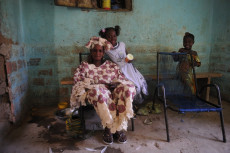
137, 101, 162, 116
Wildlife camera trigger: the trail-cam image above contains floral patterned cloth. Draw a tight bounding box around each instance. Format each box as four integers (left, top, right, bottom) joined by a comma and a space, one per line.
176, 49, 201, 95
70, 60, 136, 133
85, 36, 113, 51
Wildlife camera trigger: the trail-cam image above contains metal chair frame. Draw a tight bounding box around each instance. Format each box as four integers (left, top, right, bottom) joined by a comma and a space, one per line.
153, 52, 226, 142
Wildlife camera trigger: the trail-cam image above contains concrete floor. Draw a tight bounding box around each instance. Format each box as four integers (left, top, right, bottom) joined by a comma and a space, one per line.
0, 98, 230, 153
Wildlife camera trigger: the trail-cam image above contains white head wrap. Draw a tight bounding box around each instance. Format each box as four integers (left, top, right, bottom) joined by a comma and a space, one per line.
85, 36, 113, 51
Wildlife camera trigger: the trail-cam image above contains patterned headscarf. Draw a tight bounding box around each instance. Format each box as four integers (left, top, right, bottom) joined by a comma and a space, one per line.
85, 36, 113, 51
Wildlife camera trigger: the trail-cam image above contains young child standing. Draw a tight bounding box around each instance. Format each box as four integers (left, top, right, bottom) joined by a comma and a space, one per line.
99, 25, 148, 104
172, 32, 201, 95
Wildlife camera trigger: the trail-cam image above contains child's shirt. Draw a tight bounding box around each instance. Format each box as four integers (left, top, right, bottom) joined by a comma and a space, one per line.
177, 49, 201, 74
105, 42, 127, 68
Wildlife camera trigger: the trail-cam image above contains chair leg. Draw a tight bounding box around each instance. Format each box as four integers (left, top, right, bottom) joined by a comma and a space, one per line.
79, 106, 86, 134
131, 118, 134, 131
219, 111, 226, 142
163, 99, 170, 142
152, 88, 157, 110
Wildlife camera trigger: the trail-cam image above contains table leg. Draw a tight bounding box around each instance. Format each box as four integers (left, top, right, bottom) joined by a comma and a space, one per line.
206, 77, 211, 101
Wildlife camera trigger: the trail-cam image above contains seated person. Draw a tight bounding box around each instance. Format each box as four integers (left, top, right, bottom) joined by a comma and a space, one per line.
70, 36, 136, 144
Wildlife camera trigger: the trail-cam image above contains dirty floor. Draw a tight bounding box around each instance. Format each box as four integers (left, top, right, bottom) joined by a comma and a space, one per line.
0, 98, 230, 153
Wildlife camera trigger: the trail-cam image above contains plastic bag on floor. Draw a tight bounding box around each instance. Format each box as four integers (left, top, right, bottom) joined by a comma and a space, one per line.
137, 102, 161, 116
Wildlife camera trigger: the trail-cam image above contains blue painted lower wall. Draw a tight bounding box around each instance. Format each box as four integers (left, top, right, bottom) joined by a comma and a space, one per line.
0, 0, 230, 123
210, 0, 230, 100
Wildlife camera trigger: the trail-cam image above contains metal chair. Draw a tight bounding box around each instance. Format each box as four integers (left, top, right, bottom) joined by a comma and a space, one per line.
153, 52, 226, 142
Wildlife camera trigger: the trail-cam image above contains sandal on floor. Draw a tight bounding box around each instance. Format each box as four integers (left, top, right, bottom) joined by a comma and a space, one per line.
103, 127, 113, 145
114, 131, 127, 144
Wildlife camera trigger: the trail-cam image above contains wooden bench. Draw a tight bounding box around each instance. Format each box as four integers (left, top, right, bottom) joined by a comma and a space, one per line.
61, 72, 223, 101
